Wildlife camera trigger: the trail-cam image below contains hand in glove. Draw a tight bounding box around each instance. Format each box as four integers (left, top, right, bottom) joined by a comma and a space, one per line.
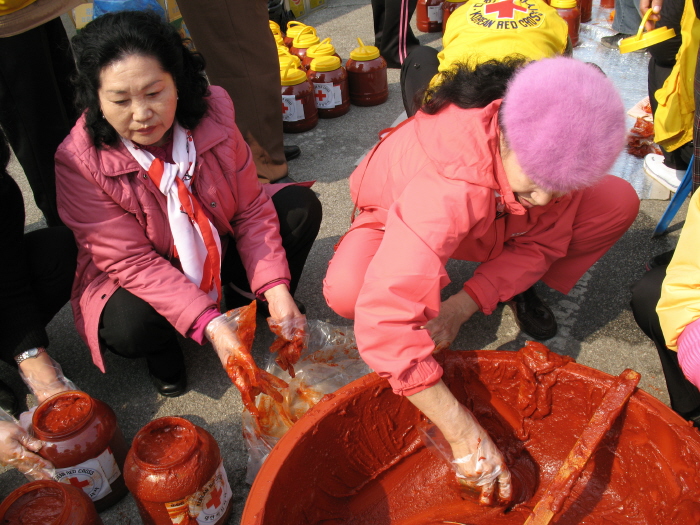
0, 411, 54, 480
18, 351, 76, 404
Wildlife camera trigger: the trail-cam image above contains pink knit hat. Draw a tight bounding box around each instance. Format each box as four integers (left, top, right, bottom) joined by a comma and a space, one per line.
500, 57, 626, 193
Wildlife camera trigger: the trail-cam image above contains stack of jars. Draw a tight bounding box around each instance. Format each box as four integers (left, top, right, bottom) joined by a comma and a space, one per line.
272, 22, 389, 133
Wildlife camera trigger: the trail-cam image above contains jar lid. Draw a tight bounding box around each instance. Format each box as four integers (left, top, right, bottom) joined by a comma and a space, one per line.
292, 26, 320, 48
277, 45, 292, 56
269, 20, 282, 35
620, 8, 676, 53
550, 0, 577, 7
273, 33, 285, 46
445, 0, 466, 3
280, 64, 309, 85
286, 20, 309, 39
349, 37, 380, 61
310, 56, 341, 72
307, 37, 336, 58
279, 54, 302, 70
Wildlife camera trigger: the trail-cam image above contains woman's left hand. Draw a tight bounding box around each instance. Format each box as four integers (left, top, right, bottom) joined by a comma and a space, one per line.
424, 290, 480, 349
264, 283, 302, 322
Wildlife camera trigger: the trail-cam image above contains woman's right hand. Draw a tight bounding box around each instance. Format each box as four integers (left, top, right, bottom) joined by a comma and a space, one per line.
640, 0, 663, 29
0, 421, 54, 480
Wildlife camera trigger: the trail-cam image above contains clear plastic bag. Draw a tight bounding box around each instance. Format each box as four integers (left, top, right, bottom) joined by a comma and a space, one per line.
243, 321, 371, 483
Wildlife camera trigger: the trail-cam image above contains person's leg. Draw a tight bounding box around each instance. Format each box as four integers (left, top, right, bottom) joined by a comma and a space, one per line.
611, 0, 642, 34
323, 222, 385, 320
400, 46, 440, 116
540, 175, 640, 293
0, 18, 77, 227
98, 288, 186, 394
631, 266, 700, 421
372, 0, 420, 68
177, 0, 289, 182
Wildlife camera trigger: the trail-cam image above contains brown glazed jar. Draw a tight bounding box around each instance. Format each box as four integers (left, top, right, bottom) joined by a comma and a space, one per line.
578, 0, 592, 22
346, 38, 388, 107
302, 38, 342, 71
0, 480, 103, 525
124, 417, 233, 525
280, 65, 318, 132
284, 20, 309, 47
442, 0, 467, 31
551, 0, 581, 46
32, 391, 129, 513
417, 0, 444, 32
308, 56, 350, 118
600, 0, 614, 8
290, 26, 320, 60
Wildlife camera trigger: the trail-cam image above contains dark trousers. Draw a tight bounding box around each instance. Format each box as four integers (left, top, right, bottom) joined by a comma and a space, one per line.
371, 0, 420, 67
0, 18, 77, 227
98, 185, 322, 379
400, 46, 440, 116
630, 266, 700, 419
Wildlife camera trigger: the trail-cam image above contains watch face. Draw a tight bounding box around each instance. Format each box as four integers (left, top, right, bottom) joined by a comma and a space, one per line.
27, 349, 38, 358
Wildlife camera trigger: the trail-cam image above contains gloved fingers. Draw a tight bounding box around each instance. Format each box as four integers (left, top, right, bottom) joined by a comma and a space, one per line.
479, 479, 496, 506
12, 450, 55, 480
18, 407, 36, 433
19, 354, 76, 402
16, 432, 43, 453
497, 467, 513, 502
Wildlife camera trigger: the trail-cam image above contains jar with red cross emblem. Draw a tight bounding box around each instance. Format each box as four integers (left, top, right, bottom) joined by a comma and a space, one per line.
308, 56, 350, 118
417, 0, 444, 32
31, 391, 129, 512
346, 38, 388, 107
124, 417, 233, 525
280, 65, 318, 133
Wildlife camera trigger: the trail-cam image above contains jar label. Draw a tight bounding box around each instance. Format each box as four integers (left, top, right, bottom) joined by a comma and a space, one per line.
282, 95, 306, 122
312, 82, 342, 109
427, 5, 443, 22
54, 447, 121, 502
163, 461, 232, 524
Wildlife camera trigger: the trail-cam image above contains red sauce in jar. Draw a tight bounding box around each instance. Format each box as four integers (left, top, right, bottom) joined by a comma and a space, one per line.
125, 417, 233, 525
346, 39, 388, 107
280, 66, 318, 133
0, 481, 103, 525
442, 0, 467, 32
308, 56, 350, 119
551, 0, 581, 46
32, 391, 129, 513
579, 0, 592, 22
417, 0, 444, 33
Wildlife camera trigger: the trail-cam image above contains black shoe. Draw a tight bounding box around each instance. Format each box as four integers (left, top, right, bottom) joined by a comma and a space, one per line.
284, 145, 301, 161
0, 379, 18, 417
600, 33, 632, 50
149, 368, 187, 397
507, 287, 557, 340
645, 249, 675, 271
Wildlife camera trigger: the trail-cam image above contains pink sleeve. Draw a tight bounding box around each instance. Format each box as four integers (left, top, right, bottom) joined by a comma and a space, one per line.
187, 307, 221, 345
677, 317, 700, 389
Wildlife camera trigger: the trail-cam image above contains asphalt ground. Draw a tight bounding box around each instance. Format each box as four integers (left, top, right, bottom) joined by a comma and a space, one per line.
2, 2, 689, 523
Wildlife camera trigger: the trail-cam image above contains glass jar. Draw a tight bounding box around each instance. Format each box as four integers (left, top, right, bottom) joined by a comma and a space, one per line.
124, 417, 233, 525
32, 391, 129, 513
290, 26, 320, 60
0, 480, 103, 525
302, 37, 342, 71
551, 0, 581, 46
579, 0, 592, 22
346, 38, 388, 107
417, 0, 444, 33
308, 56, 350, 118
280, 65, 318, 132
442, 0, 467, 32
284, 20, 309, 48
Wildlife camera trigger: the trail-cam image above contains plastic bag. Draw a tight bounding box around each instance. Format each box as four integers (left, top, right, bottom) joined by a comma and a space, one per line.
93, 0, 167, 22
242, 321, 371, 483
627, 116, 662, 158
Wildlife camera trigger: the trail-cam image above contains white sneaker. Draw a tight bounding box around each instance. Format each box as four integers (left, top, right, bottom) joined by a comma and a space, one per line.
644, 154, 685, 191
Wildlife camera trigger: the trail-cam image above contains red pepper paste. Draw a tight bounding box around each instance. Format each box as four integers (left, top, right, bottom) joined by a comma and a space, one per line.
124, 417, 233, 525
0, 480, 103, 525
35, 395, 91, 435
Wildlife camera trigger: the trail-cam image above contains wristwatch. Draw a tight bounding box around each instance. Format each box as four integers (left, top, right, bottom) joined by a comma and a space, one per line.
15, 347, 46, 365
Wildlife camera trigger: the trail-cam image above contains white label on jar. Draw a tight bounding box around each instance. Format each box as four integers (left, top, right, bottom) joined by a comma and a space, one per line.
164, 461, 232, 524
282, 94, 305, 122
54, 447, 120, 501
427, 5, 443, 22
313, 82, 335, 109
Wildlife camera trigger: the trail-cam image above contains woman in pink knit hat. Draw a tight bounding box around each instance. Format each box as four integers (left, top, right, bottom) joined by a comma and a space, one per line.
323, 56, 639, 504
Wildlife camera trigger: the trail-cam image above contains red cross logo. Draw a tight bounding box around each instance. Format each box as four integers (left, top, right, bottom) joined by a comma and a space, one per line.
68, 477, 91, 489
315, 89, 327, 102
484, 0, 527, 18
207, 487, 223, 509
282, 102, 289, 114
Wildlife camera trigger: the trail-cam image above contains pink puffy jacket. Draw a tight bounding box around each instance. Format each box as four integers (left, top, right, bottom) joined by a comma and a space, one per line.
56, 87, 290, 371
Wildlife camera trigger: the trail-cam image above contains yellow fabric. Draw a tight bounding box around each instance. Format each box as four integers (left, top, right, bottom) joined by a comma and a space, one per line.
658, 190, 700, 351
653, 0, 700, 151
436, 0, 569, 76
0, 0, 37, 15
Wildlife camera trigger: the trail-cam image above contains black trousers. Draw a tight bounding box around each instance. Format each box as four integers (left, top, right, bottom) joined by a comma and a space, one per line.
630, 266, 700, 419
371, 0, 420, 68
0, 18, 78, 227
98, 185, 322, 380
400, 46, 440, 116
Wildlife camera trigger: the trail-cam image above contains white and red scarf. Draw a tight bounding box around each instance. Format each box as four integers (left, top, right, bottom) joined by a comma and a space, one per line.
122, 123, 222, 304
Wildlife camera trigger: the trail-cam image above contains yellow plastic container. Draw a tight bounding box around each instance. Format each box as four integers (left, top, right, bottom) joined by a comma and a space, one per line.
620, 8, 676, 53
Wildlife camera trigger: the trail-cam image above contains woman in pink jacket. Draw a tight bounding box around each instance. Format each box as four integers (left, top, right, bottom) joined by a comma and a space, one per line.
324, 57, 639, 503
55, 11, 321, 398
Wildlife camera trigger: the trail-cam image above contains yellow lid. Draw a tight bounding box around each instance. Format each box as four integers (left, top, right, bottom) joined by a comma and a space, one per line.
277, 45, 292, 57
619, 8, 676, 53
269, 20, 282, 35
310, 56, 341, 72
550, 0, 577, 8
307, 38, 336, 58
286, 21, 309, 40
279, 54, 302, 70
349, 37, 381, 61
445, 0, 465, 3
273, 33, 285, 46
292, 26, 321, 49
280, 64, 308, 86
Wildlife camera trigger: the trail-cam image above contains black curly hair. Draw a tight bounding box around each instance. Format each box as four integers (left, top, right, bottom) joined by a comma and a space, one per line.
71, 10, 210, 149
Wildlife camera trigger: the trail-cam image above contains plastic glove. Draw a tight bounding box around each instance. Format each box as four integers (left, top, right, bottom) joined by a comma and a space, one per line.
205, 302, 288, 417
18, 351, 76, 404
268, 316, 308, 378
0, 409, 54, 480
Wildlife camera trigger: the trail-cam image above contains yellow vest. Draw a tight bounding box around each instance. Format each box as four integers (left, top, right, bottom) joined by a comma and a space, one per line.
653, 0, 700, 152
0, 0, 37, 15
437, 0, 569, 74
